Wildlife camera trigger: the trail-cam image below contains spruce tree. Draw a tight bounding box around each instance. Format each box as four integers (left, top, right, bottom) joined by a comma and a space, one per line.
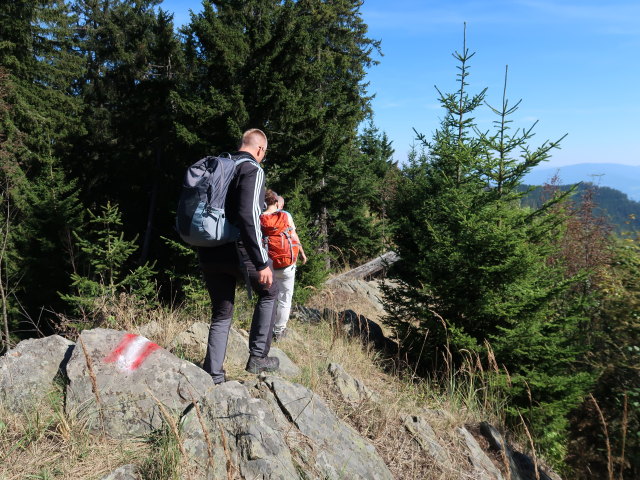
179, 0, 381, 271
322, 121, 395, 266
385, 33, 593, 461
0, 67, 23, 350
70, 0, 184, 271
0, 0, 86, 327
61, 202, 157, 321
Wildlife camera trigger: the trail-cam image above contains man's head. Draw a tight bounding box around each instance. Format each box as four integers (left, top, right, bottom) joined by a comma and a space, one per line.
239, 128, 268, 163
276, 196, 284, 210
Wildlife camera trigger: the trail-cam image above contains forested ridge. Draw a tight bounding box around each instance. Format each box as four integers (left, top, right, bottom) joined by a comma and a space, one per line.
521, 182, 640, 234
1, 1, 638, 478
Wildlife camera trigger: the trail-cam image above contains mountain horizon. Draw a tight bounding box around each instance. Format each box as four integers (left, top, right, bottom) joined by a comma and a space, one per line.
524, 163, 640, 201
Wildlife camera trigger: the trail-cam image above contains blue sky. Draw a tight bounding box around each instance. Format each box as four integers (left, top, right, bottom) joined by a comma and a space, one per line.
161, 0, 640, 168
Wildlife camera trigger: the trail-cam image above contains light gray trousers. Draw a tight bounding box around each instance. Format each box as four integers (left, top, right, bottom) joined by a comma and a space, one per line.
273, 264, 296, 333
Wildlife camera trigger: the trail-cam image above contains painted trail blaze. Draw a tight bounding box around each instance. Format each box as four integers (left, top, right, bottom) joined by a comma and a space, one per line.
104, 333, 160, 371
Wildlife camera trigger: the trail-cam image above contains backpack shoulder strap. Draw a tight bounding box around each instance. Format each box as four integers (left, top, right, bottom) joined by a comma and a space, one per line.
277, 211, 293, 236
228, 153, 258, 174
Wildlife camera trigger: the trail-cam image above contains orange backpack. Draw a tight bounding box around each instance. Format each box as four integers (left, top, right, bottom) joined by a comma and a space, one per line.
260, 211, 300, 269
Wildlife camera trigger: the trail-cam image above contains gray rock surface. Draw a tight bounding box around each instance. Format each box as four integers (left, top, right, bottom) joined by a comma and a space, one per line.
225, 327, 300, 377
99, 464, 138, 480
2, 326, 558, 480
182, 380, 298, 480
480, 422, 556, 480
331, 279, 387, 314
171, 321, 209, 359
328, 362, 379, 405
402, 414, 449, 464
339, 309, 396, 352
224, 327, 250, 368
134, 321, 163, 341
65, 328, 214, 437
458, 426, 504, 480
0, 335, 74, 411
293, 306, 323, 323
268, 347, 301, 378
263, 376, 393, 480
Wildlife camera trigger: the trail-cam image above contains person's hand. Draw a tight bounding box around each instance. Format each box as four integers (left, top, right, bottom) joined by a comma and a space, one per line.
258, 267, 273, 288
300, 252, 308, 265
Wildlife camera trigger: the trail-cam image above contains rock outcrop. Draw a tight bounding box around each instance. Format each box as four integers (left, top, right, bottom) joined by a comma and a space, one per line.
171, 321, 210, 359
402, 414, 449, 464
480, 422, 558, 480
328, 362, 379, 405
182, 380, 298, 479
0, 335, 74, 411
1, 327, 395, 479
99, 464, 139, 480
458, 426, 505, 480
2, 319, 559, 479
262, 375, 394, 480
65, 328, 214, 437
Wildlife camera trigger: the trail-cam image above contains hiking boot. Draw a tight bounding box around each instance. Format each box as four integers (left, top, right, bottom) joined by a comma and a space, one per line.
245, 355, 280, 374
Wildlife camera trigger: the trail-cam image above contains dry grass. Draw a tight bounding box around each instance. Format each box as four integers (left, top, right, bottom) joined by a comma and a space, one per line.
269, 283, 506, 480
0, 387, 147, 480
1, 282, 517, 479
57, 292, 204, 348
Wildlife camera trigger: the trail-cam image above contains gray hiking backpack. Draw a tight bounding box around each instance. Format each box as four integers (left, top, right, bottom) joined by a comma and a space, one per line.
176, 154, 252, 247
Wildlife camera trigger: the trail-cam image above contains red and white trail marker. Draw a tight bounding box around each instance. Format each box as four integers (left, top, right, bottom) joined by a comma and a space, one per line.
104, 333, 160, 371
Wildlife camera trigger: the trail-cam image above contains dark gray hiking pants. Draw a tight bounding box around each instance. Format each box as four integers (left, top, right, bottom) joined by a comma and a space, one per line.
200, 245, 278, 384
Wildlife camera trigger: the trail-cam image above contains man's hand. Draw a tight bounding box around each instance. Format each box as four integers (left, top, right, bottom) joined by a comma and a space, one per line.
258, 267, 273, 288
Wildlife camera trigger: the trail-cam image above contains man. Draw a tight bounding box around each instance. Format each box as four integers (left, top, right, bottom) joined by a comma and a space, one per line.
198, 128, 279, 384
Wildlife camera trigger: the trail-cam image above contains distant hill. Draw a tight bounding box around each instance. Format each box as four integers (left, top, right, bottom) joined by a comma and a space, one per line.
523, 163, 640, 201
520, 183, 640, 234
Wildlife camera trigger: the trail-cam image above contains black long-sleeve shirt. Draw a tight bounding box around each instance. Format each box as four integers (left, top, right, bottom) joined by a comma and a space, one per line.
198, 151, 269, 271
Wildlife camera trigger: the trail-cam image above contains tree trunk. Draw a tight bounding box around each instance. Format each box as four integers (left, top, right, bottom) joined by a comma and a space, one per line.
1, 197, 10, 353
319, 177, 331, 270
0, 266, 8, 354
326, 251, 399, 284
140, 146, 161, 265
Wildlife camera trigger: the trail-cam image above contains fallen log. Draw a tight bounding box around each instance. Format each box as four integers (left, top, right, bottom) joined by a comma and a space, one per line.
326, 251, 399, 284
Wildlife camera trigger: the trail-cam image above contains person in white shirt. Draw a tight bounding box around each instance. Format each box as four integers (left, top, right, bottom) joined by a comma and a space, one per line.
260, 190, 307, 340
